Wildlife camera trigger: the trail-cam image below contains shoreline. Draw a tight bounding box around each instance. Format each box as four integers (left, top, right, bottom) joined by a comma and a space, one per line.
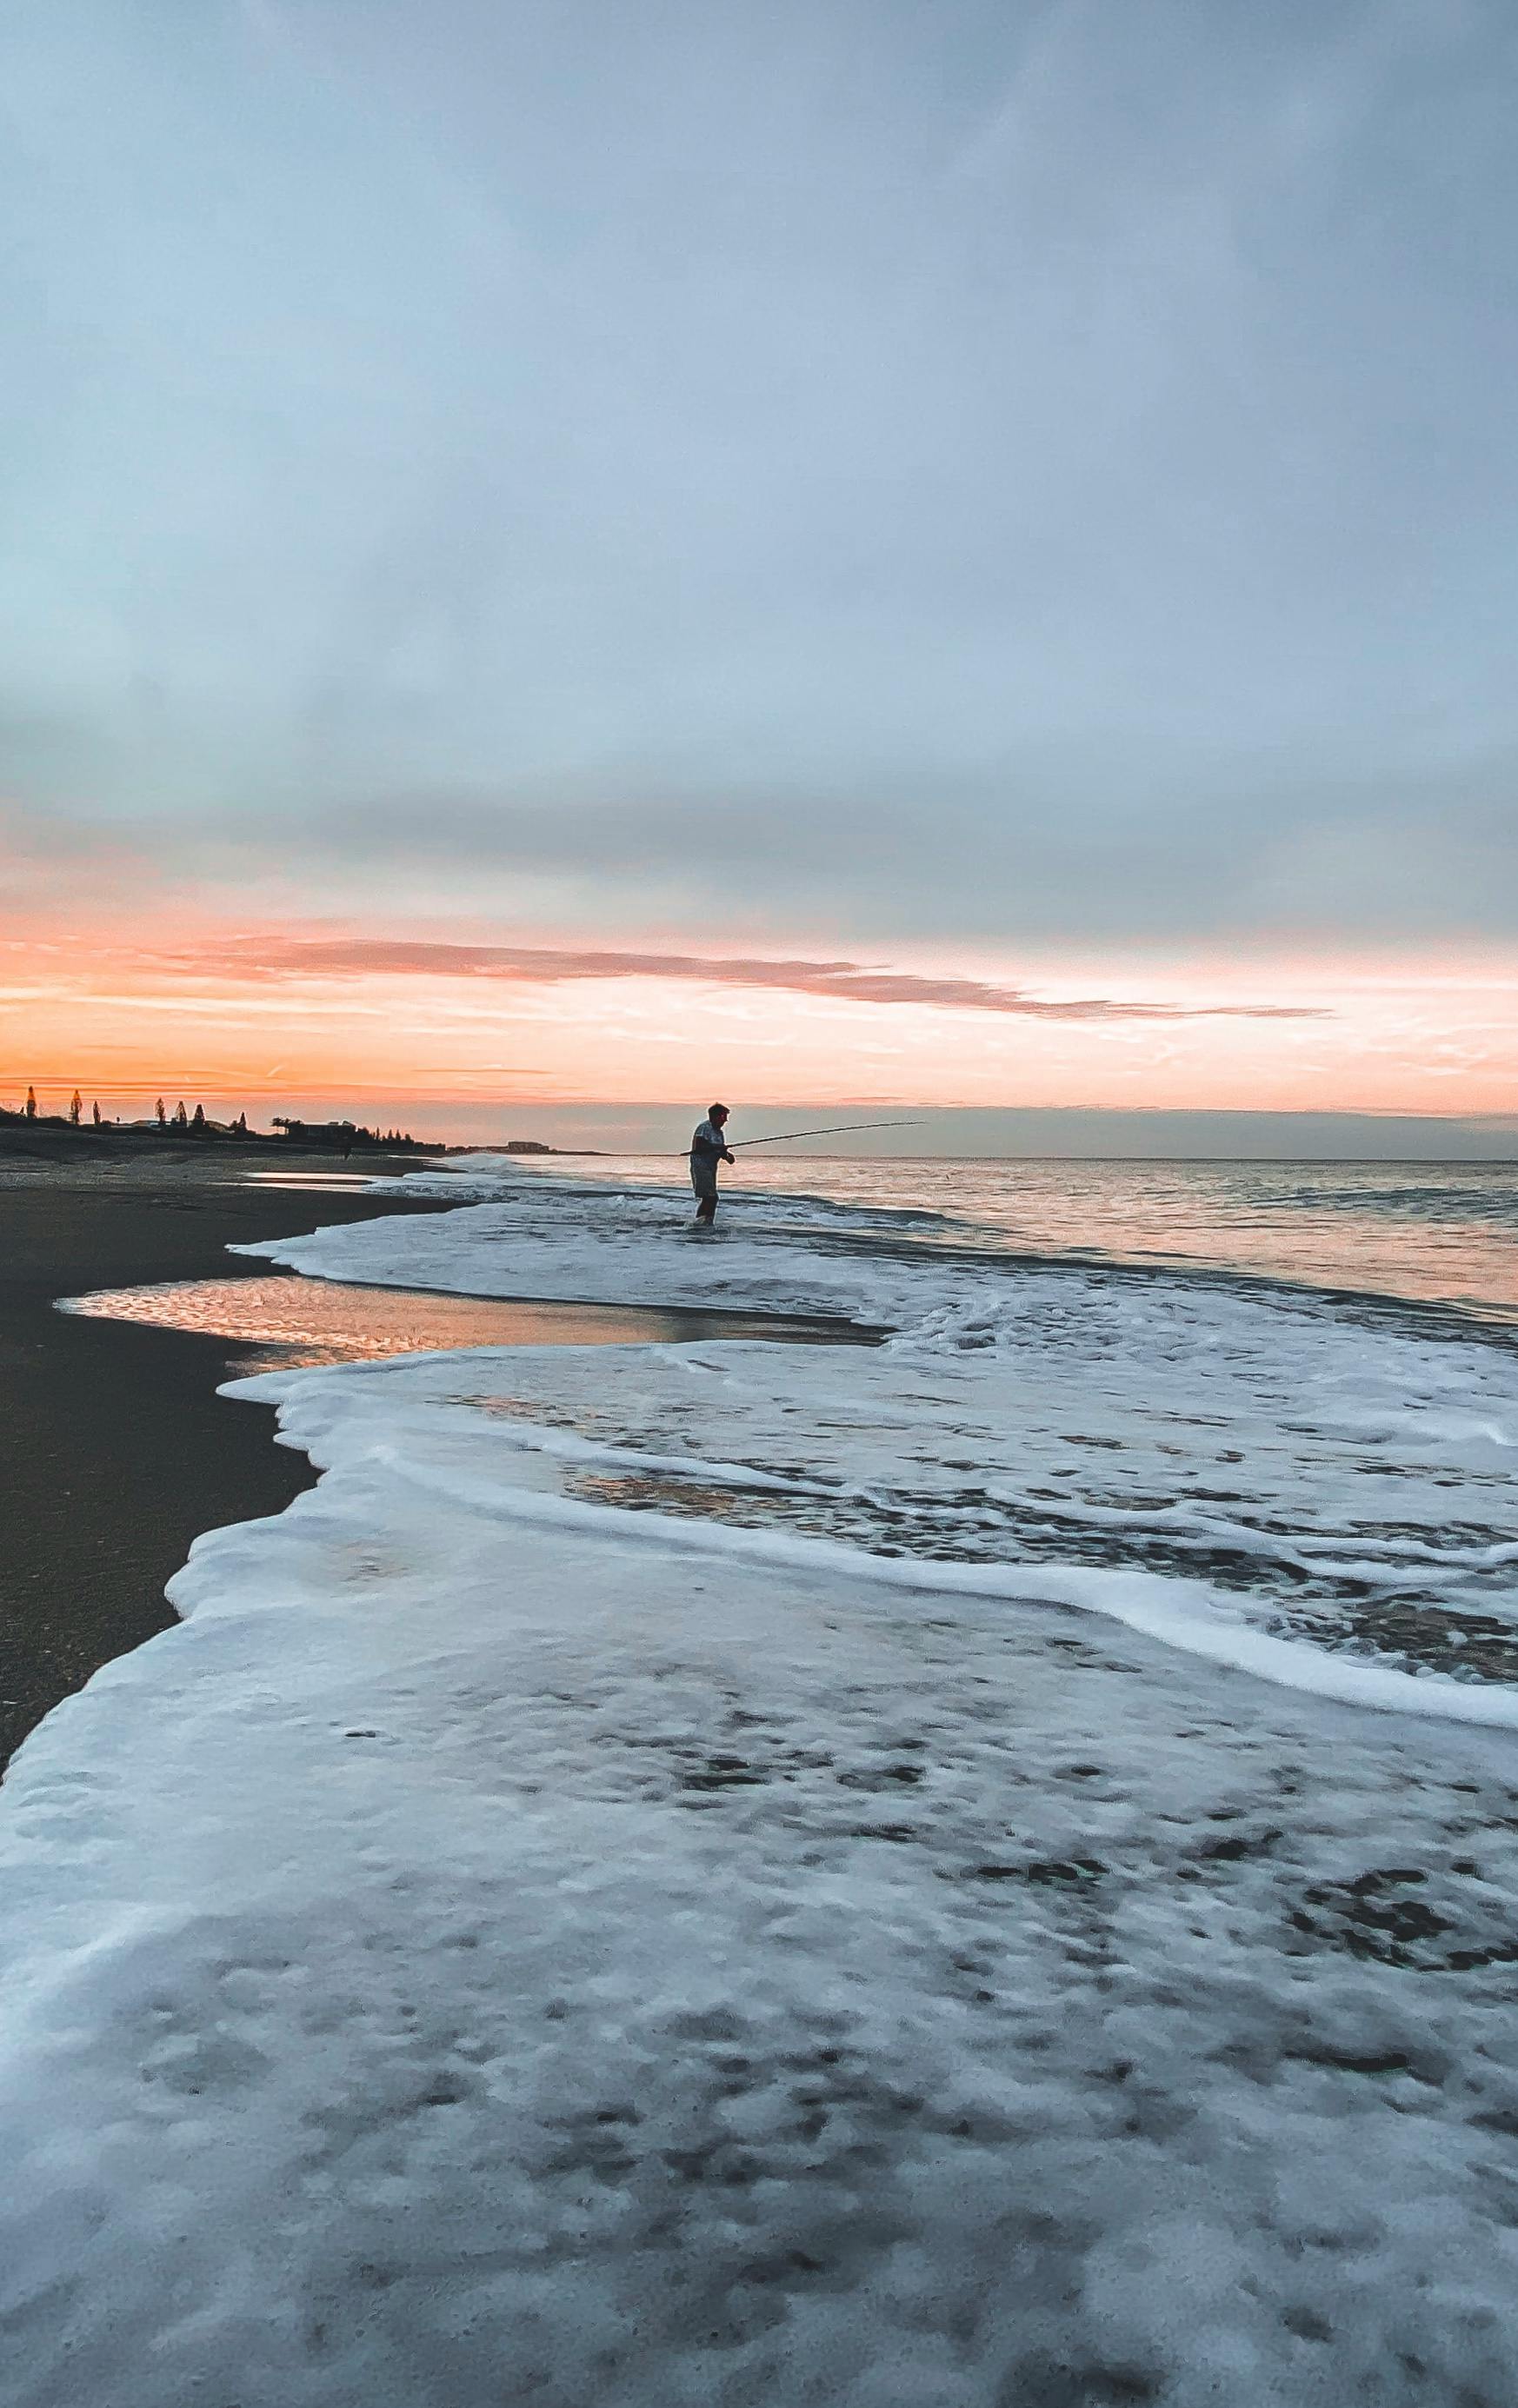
0, 1159, 457, 1769
5, 1157, 1518, 2396
0, 1157, 874, 1770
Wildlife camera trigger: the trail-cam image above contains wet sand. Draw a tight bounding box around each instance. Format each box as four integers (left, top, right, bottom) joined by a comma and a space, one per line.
0, 1154, 869, 1769
0, 1161, 453, 1767
60, 1267, 880, 1369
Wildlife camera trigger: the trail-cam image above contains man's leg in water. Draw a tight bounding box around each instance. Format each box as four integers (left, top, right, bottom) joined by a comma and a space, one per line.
696, 1189, 717, 1224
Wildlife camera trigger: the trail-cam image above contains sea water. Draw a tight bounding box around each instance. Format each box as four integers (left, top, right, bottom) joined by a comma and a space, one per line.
3, 1153, 1518, 2404
238, 1152, 1518, 1702
518, 1152, 1518, 1325
57, 1271, 871, 1368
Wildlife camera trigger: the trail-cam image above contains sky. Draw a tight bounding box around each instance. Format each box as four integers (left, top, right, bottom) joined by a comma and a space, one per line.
2, 0, 1515, 1150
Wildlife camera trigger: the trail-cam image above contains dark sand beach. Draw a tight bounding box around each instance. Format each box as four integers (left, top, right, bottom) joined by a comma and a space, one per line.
0, 1141, 863, 1769
0, 1147, 456, 1767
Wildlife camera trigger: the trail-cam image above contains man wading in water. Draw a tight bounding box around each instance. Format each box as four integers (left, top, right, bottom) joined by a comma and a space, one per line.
689, 1102, 735, 1227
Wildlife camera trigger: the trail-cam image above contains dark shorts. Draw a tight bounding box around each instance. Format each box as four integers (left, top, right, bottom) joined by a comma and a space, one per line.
690, 1159, 718, 1200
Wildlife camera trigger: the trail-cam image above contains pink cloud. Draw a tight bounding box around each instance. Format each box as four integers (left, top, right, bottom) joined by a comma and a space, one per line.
203, 935, 1327, 1021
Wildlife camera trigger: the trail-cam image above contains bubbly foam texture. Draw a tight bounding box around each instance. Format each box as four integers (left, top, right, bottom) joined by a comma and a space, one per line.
5, 1341, 1518, 2403
387, 1150, 1518, 1321
5, 1161, 1518, 2402
241, 1161, 1518, 1694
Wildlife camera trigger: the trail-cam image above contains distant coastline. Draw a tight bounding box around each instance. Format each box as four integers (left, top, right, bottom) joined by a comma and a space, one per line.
0, 1115, 592, 1162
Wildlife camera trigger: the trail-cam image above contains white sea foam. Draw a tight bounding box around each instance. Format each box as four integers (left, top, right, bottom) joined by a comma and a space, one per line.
5, 1335, 1518, 2404
238, 1161, 1518, 1698
5, 1161, 1518, 2402
363, 1149, 1518, 1325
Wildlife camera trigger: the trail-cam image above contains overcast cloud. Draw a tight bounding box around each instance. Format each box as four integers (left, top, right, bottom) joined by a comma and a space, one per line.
3, 0, 1516, 948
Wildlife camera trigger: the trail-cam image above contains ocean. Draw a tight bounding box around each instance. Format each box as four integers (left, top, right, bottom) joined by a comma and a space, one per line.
529, 1151, 1518, 1326
223, 1147, 1518, 1703
5, 1150, 1518, 2403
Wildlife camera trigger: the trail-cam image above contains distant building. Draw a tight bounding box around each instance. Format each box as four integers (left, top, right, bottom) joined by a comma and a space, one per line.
271, 1117, 425, 1152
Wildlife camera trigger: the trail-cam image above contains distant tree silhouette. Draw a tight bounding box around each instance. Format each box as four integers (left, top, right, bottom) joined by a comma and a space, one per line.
156, 1096, 167, 1127
69, 1090, 82, 1126
24, 1087, 37, 1121
92, 1101, 102, 1127
190, 1103, 207, 1134
173, 1101, 189, 1129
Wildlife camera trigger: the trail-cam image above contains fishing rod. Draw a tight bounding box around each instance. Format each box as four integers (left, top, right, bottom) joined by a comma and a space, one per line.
727, 1119, 918, 1148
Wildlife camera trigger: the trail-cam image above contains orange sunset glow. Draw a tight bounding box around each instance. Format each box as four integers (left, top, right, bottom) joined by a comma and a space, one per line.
5, 908, 1515, 1141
